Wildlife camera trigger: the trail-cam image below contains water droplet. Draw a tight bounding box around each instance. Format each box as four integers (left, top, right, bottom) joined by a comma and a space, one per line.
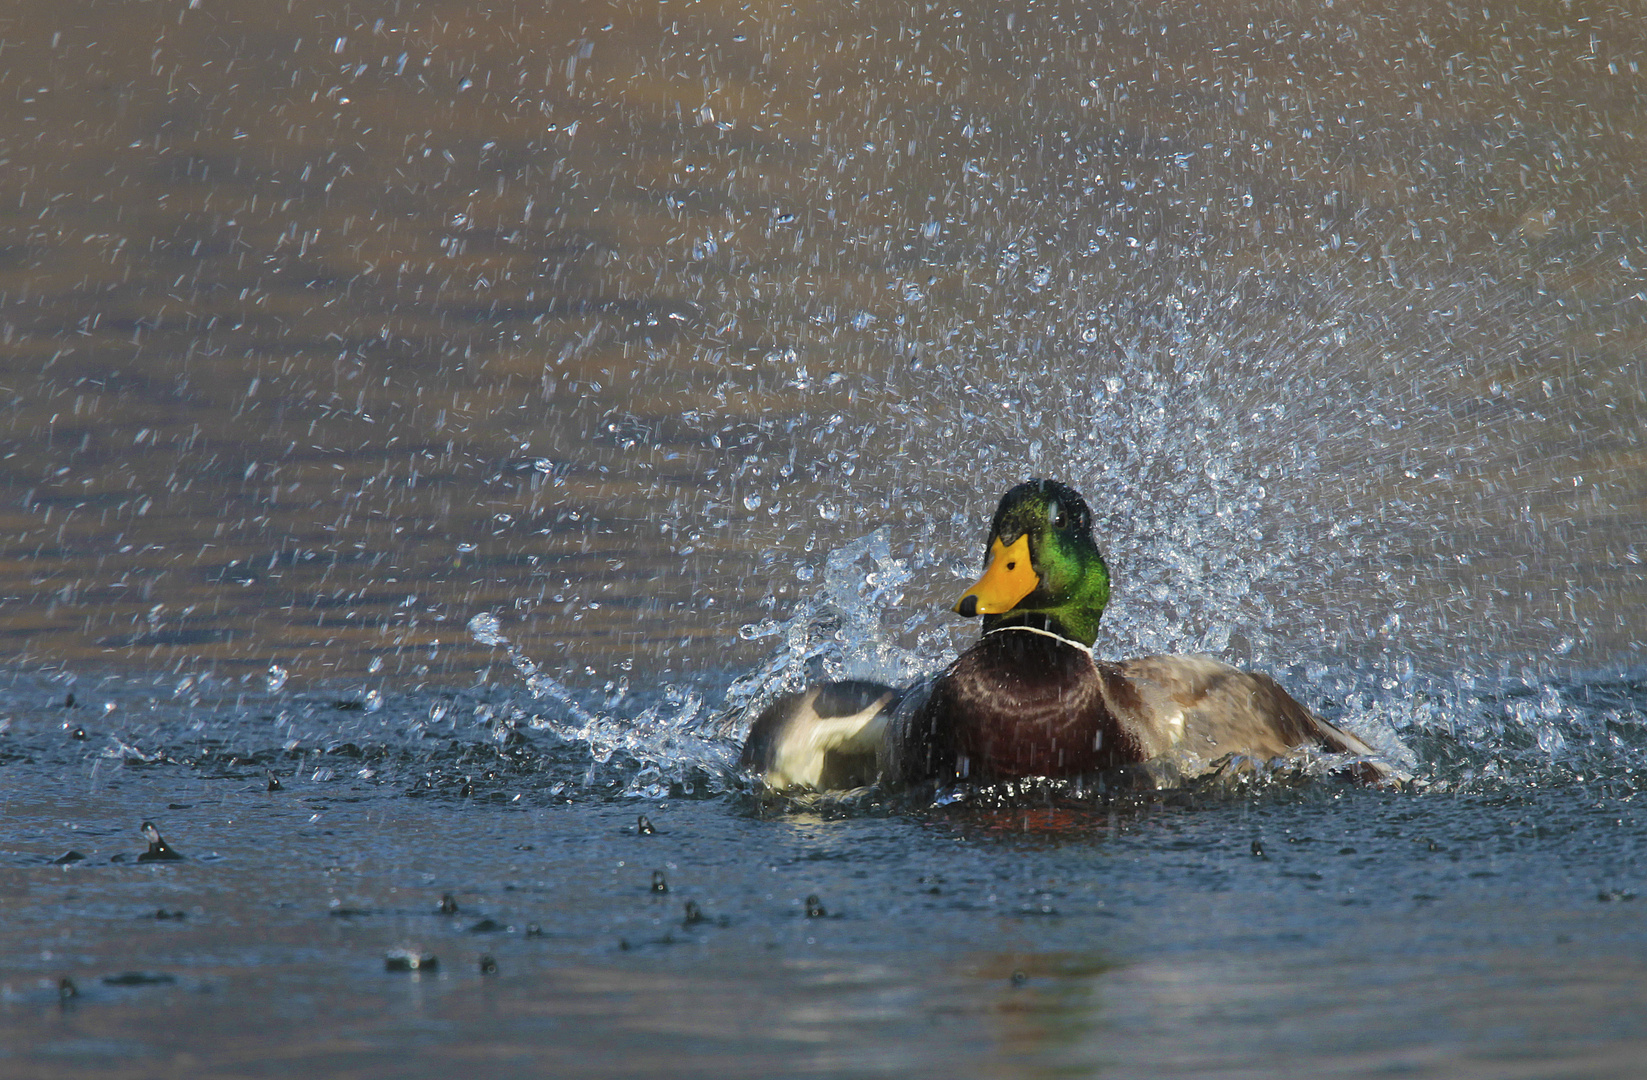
137, 821, 184, 862
468, 613, 505, 646
384, 949, 436, 972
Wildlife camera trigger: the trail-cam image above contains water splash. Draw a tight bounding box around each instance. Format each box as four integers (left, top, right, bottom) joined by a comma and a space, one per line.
463, 532, 956, 796
467, 612, 738, 796
720, 529, 947, 732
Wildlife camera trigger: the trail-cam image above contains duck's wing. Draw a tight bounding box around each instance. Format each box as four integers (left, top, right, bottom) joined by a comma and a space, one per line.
1101, 654, 1392, 779
739, 680, 902, 790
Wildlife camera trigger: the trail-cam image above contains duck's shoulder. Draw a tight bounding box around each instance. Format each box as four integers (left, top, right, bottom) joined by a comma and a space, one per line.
1099, 654, 1331, 760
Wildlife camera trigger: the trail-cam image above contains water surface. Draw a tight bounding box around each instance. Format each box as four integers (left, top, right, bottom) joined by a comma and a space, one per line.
1, 0, 1644, 1075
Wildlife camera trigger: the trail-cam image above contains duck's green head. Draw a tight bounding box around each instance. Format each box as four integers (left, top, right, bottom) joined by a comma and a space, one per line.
952, 479, 1111, 646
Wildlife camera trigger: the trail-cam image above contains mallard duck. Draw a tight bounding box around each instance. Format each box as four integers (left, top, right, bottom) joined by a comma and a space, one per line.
740, 479, 1388, 790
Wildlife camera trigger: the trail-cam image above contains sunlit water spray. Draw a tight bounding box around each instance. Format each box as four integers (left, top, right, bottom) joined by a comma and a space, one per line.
464, 268, 1643, 804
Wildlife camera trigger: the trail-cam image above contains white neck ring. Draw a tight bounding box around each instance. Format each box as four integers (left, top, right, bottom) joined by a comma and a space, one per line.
984, 623, 1093, 654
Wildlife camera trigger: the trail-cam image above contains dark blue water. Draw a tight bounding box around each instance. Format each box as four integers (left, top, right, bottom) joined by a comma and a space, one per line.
3, 670, 1645, 1077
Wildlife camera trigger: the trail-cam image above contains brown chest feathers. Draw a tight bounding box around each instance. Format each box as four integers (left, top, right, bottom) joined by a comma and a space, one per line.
902, 629, 1143, 782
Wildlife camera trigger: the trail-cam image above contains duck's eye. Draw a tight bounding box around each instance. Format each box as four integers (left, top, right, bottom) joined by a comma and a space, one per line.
1049, 501, 1067, 530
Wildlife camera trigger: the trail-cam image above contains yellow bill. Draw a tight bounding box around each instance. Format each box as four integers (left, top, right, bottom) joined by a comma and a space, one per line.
954, 534, 1038, 616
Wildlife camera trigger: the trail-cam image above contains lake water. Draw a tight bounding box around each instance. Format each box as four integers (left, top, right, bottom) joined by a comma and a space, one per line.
1, 0, 1644, 1075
